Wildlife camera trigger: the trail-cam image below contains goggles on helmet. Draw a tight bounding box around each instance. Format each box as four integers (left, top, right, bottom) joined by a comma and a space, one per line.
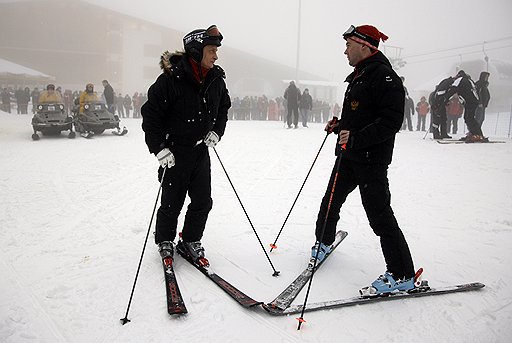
184, 25, 223, 47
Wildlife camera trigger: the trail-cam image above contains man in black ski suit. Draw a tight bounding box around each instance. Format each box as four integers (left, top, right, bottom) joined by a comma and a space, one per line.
475, 71, 490, 128
284, 81, 300, 129
312, 24, 415, 296
430, 76, 453, 139
102, 80, 115, 114
141, 25, 230, 263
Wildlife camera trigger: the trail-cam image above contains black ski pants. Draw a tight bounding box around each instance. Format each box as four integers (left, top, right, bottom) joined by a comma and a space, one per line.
287, 105, 299, 127
315, 158, 415, 279
155, 143, 213, 244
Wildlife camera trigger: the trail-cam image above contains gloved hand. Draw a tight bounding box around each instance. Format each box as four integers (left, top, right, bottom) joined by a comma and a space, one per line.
156, 148, 175, 168
204, 131, 220, 147
324, 116, 339, 134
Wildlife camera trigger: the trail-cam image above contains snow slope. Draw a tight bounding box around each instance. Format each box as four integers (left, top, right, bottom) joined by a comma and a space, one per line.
1, 111, 511, 343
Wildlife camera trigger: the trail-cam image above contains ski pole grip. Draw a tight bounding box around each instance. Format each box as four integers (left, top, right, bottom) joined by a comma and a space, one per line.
326, 116, 338, 134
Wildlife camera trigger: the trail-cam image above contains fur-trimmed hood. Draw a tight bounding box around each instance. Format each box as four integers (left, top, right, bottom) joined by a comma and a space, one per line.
159, 50, 186, 74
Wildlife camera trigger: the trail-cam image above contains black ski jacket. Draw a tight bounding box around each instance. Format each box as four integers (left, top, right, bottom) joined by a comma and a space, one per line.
103, 84, 115, 106
141, 52, 230, 155
337, 51, 404, 165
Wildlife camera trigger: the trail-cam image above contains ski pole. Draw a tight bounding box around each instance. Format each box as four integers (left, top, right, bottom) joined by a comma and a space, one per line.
212, 147, 280, 277
120, 168, 167, 325
423, 122, 431, 140
269, 132, 330, 252
297, 147, 343, 330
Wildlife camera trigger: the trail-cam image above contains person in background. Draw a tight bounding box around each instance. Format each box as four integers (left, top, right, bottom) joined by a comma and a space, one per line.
299, 88, 313, 127
1, 88, 12, 113
123, 94, 132, 117
284, 81, 300, 129
116, 93, 125, 118
102, 80, 115, 114
141, 25, 230, 265
15, 87, 24, 114
446, 94, 463, 135
132, 92, 140, 118
38, 84, 62, 104
475, 71, 490, 128
313, 24, 415, 297
400, 76, 414, 131
17, 87, 30, 114
447, 70, 485, 142
430, 76, 453, 139
415, 96, 429, 131
78, 83, 99, 113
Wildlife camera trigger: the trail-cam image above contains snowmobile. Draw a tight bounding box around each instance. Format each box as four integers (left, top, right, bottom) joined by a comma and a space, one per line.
31, 103, 75, 140
73, 100, 127, 138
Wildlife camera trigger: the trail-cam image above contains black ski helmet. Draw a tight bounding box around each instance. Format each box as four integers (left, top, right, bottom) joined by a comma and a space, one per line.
183, 25, 223, 64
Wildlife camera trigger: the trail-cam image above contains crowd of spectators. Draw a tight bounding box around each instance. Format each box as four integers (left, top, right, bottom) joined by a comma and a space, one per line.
2, 84, 341, 125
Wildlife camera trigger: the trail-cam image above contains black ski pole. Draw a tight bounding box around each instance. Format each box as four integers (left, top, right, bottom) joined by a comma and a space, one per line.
212, 147, 280, 277
269, 132, 329, 252
297, 149, 343, 330
120, 168, 167, 325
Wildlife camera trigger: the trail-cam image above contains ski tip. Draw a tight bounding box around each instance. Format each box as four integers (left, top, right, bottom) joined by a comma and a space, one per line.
169, 307, 188, 315
120, 317, 131, 325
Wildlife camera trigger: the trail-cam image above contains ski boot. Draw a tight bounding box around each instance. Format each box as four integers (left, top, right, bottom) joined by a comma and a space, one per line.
465, 134, 488, 143
432, 126, 442, 139
158, 241, 174, 268
158, 241, 174, 259
178, 240, 209, 267
359, 271, 414, 297
309, 241, 333, 267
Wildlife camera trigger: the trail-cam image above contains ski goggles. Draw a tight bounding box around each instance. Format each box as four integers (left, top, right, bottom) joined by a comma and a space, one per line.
343, 25, 379, 50
204, 25, 223, 46
184, 25, 223, 47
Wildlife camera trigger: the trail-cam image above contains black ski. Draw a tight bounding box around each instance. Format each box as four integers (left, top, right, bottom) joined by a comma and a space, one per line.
176, 242, 262, 308
436, 139, 505, 144
266, 230, 348, 311
262, 282, 485, 315
162, 256, 188, 315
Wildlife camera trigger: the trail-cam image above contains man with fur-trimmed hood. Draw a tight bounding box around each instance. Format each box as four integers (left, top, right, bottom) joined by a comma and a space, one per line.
141, 25, 230, 265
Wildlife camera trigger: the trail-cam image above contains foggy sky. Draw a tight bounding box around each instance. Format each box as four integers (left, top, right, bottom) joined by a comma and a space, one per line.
85, 0, 512, 89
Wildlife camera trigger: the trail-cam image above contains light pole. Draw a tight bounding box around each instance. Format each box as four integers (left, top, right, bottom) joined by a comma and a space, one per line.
295, 0, 302, 86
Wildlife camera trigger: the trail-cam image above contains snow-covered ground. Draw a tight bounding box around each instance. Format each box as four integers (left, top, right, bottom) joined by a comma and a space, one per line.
1, 111, 511, 343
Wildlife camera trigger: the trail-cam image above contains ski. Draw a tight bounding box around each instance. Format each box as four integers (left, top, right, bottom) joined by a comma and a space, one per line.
266, 230, 348, 311
262, 282, 485, 315
162, 256, 188, 315
176, 242, 262, 308
436, 139, 505, 144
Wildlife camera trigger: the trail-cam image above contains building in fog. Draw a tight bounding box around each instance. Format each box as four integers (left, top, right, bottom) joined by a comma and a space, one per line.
0, 58, 54, 86
0, 0, 336, 102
